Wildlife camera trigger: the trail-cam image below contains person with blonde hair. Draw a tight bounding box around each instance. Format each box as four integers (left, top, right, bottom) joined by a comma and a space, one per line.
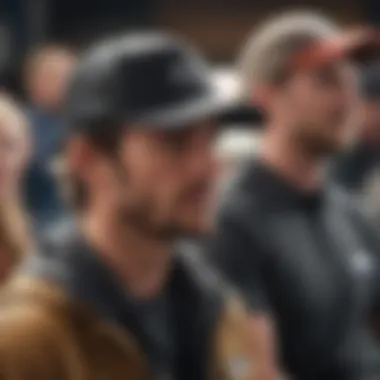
0, 93, 32, 281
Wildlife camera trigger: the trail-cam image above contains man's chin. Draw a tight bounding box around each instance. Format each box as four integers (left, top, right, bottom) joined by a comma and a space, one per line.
305, 137, 344, 157
174, 218, 212, 238
146, 222, 209, 242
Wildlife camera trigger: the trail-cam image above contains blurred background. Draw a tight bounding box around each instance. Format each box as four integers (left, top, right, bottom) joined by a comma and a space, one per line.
0, 0, 376, 92
1, 0, 380, 230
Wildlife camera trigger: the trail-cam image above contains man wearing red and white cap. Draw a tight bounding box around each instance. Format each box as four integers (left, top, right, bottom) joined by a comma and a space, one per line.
208, 10, 380, 380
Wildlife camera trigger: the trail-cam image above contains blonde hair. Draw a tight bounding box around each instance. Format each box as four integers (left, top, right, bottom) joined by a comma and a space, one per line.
0, 94, 33, 263
0, 200, 33, 263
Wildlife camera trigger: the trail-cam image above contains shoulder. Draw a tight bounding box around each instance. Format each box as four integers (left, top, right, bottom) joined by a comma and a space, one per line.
0, 275, 78, 340
0, 276, 86, 379
210, 161, 271, 262
217, 160, 266, 231
0, 286, 65, 347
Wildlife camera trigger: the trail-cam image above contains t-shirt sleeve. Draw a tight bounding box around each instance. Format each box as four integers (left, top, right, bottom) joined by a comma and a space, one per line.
207, 213, 271, 314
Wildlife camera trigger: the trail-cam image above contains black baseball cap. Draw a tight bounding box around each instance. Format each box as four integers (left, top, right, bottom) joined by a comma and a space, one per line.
64, 32, 244, 134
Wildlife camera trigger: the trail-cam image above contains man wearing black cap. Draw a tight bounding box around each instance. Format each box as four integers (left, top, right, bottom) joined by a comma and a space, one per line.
208, 10, 380, 380
0, 33, 256, 380
331, 62, 380, 221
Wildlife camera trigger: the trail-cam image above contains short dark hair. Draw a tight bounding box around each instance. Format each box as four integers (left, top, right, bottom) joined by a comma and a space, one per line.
79, 118, 125, 154
62, 119, 125, 210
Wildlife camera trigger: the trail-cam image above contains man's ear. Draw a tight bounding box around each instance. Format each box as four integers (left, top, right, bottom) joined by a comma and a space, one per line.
65, 135, 99, 183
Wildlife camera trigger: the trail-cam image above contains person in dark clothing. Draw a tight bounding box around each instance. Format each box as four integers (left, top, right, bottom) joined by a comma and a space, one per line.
0, 33, 257, 380
22, 45, 76, 229
331, 62, 380, 220
208, 11, 380, 380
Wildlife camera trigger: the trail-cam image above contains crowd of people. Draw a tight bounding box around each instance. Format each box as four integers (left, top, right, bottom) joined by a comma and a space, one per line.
0, 44, 77, 241
1, 8, 380, 380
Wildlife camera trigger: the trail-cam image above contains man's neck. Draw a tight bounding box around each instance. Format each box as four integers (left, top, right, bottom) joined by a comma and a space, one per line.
81, 209, 173, 300
260, 131, 326, 191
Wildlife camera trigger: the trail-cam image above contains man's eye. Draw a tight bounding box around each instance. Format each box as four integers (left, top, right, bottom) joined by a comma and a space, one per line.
162, 131, 190, 153
167, 138, 188, 153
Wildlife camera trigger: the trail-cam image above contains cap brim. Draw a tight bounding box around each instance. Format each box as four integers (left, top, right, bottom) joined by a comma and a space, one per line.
133, 91, 242, 129
130, 73, 261, 130
290, 28, 380, 71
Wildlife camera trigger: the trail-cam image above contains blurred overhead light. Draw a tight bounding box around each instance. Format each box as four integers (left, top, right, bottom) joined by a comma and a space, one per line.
212, 67, 242, 100
212, 67, 264, 126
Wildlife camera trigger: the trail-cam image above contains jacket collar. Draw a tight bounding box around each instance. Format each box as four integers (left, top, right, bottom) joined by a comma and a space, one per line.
23, 225, 223, 380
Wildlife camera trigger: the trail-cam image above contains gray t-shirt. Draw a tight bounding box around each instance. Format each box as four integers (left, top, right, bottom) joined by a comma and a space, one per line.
209, 160, 380, 380
126, 291, 176, 380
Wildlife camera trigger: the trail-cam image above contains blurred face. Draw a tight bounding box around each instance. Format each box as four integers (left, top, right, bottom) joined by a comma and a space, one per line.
0, 115, 29, 202
272, 61, 359, 156
27, 50, 76, 112
84, 121, 218, 240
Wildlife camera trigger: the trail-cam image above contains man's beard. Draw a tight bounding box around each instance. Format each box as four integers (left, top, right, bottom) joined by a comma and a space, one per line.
111, 164, 208, 241
296, 131, 342, 159
110, 163, 180, 241
116, 200, 203, 242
